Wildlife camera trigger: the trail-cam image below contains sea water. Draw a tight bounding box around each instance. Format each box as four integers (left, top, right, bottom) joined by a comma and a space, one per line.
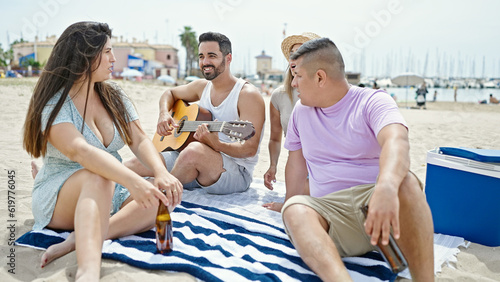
384, 87, 500, 103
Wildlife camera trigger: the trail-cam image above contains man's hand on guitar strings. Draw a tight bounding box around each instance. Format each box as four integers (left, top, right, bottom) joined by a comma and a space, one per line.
157, 112, 179, 136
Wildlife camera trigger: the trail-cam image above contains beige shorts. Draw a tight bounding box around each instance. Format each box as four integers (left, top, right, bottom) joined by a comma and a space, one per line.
282, 173, 423, 257
282, 183, 376, 257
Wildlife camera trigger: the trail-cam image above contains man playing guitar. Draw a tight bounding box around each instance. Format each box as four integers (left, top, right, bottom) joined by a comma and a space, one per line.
126, 32, 265, 200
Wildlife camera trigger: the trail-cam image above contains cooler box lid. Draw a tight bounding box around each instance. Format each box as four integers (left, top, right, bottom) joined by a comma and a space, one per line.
439, 147, 500, 163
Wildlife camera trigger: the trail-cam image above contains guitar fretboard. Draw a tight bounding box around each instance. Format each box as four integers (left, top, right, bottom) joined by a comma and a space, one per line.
177, 121, 224, 132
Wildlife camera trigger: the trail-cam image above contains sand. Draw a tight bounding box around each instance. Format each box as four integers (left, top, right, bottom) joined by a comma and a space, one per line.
0, 77, 499, 281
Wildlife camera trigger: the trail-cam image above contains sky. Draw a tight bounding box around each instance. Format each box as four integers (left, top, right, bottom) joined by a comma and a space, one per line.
2, 0, 500, 79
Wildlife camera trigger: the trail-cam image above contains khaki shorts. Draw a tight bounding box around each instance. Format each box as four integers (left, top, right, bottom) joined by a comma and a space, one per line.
281, 174, 423, 257
282, 183, 376, 257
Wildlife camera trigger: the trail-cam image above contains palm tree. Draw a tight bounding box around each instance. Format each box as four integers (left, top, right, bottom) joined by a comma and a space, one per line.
179, 26, 198, 77
0, 44, 14, 67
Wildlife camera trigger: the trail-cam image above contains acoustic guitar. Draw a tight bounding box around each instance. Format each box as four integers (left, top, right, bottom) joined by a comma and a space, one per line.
152, 100, 255, 152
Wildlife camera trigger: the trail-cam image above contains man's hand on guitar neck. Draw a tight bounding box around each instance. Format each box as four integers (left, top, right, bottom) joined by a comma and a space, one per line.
151, 100, 255, 153
193, 123, 221, 151
157, 111, 179, 136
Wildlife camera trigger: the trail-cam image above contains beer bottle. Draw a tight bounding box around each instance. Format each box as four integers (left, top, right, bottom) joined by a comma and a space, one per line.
156, 190, 173, 254
360, 205, 408, 273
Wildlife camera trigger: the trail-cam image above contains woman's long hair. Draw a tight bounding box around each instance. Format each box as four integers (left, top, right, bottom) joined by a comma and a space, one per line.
23, 21, 134, 158
283, 67, 294, 102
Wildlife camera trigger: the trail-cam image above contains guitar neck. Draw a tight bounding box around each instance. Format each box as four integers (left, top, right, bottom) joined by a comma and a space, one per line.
178, 121, 224, 132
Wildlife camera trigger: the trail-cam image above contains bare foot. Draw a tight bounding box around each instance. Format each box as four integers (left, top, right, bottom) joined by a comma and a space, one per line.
31, 161, 39, 179
262, 201, 283, 213
41, 232, 76, 268
75, 269, 100, 282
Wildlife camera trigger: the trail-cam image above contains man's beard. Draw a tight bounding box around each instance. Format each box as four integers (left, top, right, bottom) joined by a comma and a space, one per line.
202, 57, 226, 80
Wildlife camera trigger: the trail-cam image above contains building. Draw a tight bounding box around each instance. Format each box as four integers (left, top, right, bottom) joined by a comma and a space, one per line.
12, 35, 179, 78
255, 50, 283, 84
150, 44, 179, 78
110, 37, 179, 78
12, 36, 57, 67
346, 72, 361, 85
255, 50, 272, 77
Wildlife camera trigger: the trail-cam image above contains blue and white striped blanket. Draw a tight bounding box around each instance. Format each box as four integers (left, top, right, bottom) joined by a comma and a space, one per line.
16, 179, 464, 281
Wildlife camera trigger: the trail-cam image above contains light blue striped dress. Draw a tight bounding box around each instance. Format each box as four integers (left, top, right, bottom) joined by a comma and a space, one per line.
32, 86, 137, 230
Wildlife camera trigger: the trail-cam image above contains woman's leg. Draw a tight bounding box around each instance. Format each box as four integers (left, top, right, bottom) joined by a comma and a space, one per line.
41, 169, 114, 281
31, 161, 38, 179
41, 196, 159, 267
33, 163, 158, 267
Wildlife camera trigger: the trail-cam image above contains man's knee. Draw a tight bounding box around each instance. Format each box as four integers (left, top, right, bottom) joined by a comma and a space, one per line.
180, 142, 204, 157
283, 203, 304, 233
401, 171, 423, 191
175, 142, 222, 167
283, 202, 300, 219
283, 202, 319, 228
399, 172, 426, 205
177, 142, 209, 166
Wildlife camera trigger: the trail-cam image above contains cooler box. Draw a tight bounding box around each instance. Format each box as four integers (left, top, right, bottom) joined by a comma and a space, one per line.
425, 147, 500, 247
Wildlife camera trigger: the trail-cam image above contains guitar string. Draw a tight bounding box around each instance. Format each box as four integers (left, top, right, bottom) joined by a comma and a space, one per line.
179, 121, 224, 131
178, 121, 249, 131
177, 121, 251, 140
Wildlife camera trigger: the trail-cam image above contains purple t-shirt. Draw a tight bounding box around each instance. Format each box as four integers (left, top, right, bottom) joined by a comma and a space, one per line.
284, 86, 407, 197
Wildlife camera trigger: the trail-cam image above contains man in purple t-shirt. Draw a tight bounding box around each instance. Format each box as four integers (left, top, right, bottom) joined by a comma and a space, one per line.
281, 38, 434, 281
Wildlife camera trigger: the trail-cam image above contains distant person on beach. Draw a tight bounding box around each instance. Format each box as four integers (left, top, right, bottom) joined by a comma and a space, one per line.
267, 84, 274, 95
390, 92, 398, 101
23, 22, 182, 280
125, 32, 265, 195
281, 38, 434, 281
260, 83, 269, 95
489, 94, 499, 104
262, 32, 320, 212
415, 81, 428, 109
454, 86, 458, 102
433, 90, 438, 102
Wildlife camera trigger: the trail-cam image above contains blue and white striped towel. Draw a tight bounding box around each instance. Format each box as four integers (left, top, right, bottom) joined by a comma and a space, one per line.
16, 179, 464, 281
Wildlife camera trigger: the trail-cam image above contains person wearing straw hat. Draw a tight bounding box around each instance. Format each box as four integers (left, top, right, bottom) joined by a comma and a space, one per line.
281, 38, 434, 281
262, 32, 320, 212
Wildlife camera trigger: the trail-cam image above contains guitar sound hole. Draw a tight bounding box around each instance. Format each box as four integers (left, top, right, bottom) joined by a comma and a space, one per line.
174, 118, 186, 137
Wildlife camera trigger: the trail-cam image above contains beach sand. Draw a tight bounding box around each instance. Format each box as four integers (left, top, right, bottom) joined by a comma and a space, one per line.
1, 78, 499, 281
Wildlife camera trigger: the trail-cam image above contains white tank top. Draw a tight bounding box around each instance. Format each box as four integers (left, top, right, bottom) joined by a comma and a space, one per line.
199, 78, 261, 175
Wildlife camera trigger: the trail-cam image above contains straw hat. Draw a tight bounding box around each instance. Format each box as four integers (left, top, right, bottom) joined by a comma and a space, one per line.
281, 32, 321, 61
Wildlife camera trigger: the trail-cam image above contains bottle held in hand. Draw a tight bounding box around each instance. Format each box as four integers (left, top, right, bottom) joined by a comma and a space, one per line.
360, 205, 408, 273
156, 190, 173, 254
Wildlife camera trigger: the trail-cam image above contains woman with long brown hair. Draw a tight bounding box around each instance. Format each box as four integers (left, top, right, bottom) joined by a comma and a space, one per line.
23, 21, 182, 280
